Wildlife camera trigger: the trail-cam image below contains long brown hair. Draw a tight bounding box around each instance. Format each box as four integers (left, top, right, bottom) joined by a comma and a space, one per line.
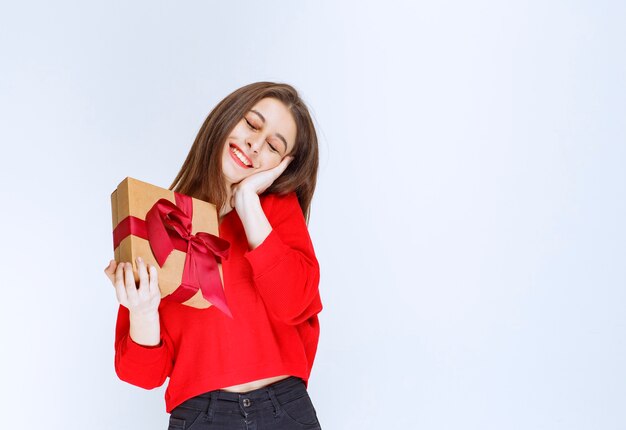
168, 82, 319, 224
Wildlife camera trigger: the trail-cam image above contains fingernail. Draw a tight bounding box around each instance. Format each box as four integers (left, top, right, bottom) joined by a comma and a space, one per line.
137, 256, 142, 263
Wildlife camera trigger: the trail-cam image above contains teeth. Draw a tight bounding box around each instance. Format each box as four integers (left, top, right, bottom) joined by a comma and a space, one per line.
231, 146, 251, 167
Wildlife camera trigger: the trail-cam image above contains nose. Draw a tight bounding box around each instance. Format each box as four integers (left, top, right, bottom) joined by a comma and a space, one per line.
246, 135, 264, 153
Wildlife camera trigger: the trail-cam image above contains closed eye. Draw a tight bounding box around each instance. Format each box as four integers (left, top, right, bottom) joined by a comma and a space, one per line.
245, 118, 257, 130
245, 118, 279, 153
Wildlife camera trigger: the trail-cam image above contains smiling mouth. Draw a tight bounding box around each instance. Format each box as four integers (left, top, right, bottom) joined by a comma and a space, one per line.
229, 144, 253, 168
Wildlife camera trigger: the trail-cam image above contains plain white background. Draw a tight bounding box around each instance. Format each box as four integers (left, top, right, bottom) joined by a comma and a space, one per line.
0, 1, 624, 429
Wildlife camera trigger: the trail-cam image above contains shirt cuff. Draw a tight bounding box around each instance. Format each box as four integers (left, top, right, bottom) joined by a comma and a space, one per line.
244, 228, 289, 278
122, 335, 166, 364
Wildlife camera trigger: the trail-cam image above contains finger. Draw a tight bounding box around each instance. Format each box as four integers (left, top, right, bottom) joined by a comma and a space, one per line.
136, 257, 150, 296
271, 158, 291, 177
123, 262, 139, 302
278, 155, 293, 170
114, 261, 128, 305
104, 260, 114, 282
148, 264, 160, 296
105, 260, 119, 283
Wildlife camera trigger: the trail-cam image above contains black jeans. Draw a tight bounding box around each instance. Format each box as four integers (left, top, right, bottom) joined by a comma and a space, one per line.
167, 376, 322, 429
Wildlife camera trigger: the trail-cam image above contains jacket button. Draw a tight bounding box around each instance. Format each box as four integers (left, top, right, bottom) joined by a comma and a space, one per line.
243, 398, 251, 407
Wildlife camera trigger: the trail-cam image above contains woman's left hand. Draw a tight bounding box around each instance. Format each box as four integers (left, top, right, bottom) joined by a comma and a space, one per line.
226, 156, 294, 248
231, 156, 294, 207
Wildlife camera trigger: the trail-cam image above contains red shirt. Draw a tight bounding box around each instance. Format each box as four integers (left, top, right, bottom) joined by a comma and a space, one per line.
113, 191, 323, 413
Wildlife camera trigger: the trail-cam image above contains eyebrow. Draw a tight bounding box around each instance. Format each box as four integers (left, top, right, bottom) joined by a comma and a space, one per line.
249, 109, 288, 153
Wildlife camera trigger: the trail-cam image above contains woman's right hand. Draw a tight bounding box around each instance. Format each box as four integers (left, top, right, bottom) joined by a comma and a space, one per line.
103, 257, 161, 317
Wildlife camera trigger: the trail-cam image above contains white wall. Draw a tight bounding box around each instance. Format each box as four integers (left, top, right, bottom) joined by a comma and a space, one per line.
0, 1, 624, 428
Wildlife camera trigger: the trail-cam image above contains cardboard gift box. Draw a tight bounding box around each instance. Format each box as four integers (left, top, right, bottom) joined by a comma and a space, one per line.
110, 176, 232, 316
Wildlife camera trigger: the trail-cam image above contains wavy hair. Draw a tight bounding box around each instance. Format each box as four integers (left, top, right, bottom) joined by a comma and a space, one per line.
168, 82, 319, 224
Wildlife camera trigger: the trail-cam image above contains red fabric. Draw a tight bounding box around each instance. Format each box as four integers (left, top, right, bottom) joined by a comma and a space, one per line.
113, 191, 322, 413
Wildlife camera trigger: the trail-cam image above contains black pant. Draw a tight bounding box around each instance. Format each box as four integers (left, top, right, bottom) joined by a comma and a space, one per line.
167, 376, 322, 429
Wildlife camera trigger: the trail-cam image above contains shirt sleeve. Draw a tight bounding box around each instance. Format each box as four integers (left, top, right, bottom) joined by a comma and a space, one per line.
114, 304, 174, 389
244, 192, 323, 325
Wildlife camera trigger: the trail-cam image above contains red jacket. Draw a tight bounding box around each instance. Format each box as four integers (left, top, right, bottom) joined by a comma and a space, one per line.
113, 191, 323, 413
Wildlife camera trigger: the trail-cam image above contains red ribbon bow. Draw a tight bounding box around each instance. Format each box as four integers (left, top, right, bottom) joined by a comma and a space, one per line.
113, 192, 232, 318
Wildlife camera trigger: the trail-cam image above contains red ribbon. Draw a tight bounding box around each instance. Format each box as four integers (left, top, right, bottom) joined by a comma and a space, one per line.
113, 192, 232, 318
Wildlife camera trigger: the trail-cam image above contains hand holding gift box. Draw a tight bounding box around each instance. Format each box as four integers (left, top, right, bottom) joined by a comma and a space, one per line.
110, 177, 232, 317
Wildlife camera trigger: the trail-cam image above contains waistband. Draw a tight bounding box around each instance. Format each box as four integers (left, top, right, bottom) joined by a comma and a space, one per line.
205, 376, 303, 402
174, 376, 306, 415
173, 376, 309, 421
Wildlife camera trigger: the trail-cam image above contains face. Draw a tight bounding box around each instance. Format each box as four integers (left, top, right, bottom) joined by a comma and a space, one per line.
221, 97, 297, 186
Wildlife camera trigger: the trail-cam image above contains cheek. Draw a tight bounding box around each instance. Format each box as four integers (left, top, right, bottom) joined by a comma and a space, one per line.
259, 154, 281, 170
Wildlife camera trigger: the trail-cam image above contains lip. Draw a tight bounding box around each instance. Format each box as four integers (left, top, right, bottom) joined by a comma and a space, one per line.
229, 143, 253, 168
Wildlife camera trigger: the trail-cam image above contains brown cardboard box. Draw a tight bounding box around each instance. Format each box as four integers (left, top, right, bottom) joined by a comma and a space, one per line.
110, 177, 231, 315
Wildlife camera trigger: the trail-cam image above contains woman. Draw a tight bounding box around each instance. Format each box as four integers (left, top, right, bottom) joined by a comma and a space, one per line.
104, 82, 323, 429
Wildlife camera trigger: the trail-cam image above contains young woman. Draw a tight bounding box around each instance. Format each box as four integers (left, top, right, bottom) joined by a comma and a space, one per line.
104, 82, 323, 429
